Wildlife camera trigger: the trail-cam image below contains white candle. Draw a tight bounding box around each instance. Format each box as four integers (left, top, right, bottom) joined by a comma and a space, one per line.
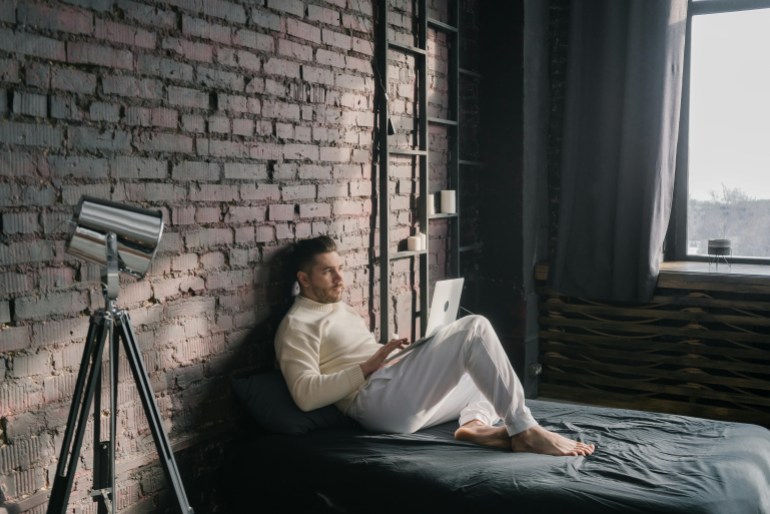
418, 232, 427, 250
426, 194, 435, 215
407, 235, 421, 251
440, 190, 456, 214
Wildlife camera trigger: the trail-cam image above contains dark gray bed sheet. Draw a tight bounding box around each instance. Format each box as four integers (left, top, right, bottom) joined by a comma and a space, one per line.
233, 400, 770, 513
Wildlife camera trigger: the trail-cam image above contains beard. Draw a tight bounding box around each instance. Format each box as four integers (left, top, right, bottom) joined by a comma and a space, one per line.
312, 284, 344, 303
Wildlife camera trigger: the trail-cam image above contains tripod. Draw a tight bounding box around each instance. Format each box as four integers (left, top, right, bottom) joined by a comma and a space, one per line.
47, 235, 193, 514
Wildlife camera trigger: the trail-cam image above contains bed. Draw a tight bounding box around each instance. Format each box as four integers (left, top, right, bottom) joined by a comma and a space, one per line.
225, 374, 770, 513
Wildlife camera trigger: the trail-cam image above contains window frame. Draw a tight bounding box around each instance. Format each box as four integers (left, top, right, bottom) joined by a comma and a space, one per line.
666, 0, 770, 264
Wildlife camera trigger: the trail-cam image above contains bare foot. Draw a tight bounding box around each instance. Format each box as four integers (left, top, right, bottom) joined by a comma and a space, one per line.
454, 420, 510, 450
511, 425, 595, 456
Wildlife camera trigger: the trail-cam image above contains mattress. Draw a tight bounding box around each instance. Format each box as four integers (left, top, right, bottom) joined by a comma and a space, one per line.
227, 399, 770, 513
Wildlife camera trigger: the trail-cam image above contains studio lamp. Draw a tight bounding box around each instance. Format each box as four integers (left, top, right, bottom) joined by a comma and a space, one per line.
48, 196, 193, 514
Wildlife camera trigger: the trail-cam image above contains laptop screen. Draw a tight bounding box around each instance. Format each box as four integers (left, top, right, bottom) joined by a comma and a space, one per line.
383, 277, 465, 364
424, 278, 464, 337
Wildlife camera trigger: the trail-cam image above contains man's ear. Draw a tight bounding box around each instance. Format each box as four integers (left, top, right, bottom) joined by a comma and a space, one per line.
297, 270, 310, 289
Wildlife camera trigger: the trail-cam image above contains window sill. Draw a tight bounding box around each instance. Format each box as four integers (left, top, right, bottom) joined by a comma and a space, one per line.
535, 261, 770, 295
659, 261, 770, 294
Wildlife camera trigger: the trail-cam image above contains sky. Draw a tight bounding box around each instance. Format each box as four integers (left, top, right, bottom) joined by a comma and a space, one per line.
688, 7, 770, 201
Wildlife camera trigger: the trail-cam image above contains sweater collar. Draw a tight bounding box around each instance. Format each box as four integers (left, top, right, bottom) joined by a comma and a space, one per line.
294, 294, 340, 313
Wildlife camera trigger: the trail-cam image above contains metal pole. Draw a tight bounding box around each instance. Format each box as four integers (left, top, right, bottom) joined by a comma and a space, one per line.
378, 0, 391, 342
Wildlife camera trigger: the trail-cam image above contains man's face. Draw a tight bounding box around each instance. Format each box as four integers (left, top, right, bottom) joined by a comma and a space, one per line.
297, 251, 345, 303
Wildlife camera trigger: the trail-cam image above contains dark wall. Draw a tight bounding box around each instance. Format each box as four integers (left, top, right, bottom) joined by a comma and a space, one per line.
474, 0, 560, 396
478, 1, 525, 377
547, 0, 570, 263
478, 0, 551, 394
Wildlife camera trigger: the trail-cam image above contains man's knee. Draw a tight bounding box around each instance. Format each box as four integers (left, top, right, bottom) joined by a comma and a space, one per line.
460, 315, 503, 358
455, 314, 484, 327
465, 314, 494, 335
447, 315, 494, 341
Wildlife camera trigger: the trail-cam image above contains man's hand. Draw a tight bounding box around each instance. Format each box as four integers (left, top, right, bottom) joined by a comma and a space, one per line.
360, 338, 409, 378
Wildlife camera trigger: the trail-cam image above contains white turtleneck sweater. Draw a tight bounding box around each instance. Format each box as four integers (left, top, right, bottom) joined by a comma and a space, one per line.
274, 295, 382, 413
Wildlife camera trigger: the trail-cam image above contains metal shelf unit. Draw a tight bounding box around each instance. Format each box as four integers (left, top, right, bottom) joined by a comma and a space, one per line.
377, 0, 473, 342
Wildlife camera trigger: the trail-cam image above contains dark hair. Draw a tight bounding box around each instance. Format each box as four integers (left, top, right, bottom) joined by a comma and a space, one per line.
292, 236, 337, 275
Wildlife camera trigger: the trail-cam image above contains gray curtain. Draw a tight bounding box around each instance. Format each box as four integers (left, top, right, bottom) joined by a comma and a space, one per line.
551, 0, 688, 303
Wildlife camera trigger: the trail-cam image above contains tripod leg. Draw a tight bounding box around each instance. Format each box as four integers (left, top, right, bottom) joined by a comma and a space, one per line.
108, 320, 119, 514
47, 312, 109, 514
116, 311, 194, 514
92, 317, 118, 514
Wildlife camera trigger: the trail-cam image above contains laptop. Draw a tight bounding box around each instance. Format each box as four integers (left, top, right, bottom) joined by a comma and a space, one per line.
385, 277, 465, 363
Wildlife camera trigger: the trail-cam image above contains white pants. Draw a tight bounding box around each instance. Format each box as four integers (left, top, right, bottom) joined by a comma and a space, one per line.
347, 315, 538, 436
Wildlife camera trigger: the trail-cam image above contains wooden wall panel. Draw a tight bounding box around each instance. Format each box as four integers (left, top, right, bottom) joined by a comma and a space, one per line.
536, 263, 770, 427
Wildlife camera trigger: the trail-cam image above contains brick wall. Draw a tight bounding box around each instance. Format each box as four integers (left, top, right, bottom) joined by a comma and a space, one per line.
0, 0, 479, 512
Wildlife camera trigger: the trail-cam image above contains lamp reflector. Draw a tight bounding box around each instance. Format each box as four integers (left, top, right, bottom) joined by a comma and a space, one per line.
66, 196, 163, 278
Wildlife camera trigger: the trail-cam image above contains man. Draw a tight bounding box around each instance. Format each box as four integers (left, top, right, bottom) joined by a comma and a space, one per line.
275, 236, 594, 456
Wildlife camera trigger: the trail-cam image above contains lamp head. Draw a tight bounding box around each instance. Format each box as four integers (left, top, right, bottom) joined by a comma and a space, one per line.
65, 196, 164, 279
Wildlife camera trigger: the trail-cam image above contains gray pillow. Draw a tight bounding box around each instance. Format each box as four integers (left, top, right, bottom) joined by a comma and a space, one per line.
231, 370, 350, 434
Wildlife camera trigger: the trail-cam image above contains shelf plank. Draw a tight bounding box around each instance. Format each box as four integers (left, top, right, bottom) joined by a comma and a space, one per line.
427, 17, 458, 33
459, 242, 483, 253
376, 250, 426, 262
428, 116, 458, 126
459, 67, 482, 79
388, 41, 427, 56
389, 148, 428, 156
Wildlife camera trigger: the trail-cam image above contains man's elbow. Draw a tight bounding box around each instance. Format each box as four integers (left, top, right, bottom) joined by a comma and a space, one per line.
294, 397, 322, 412
288, 385, 323, 411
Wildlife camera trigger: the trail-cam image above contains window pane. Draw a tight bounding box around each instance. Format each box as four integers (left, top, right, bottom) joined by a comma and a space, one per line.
688, 8, 770, 259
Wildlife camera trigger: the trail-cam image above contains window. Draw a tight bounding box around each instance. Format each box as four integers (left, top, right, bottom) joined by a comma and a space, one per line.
669, 0, 770, 262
